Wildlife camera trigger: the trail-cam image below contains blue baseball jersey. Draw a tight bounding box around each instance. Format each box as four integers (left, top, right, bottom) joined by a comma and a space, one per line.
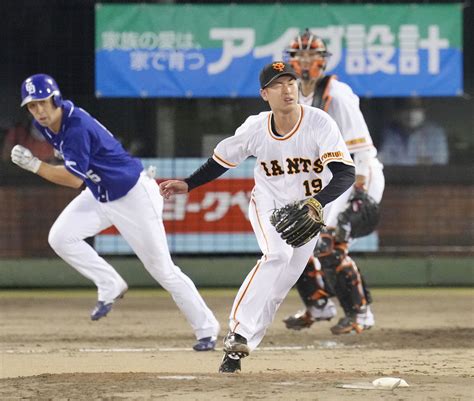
34, 100, 143, 202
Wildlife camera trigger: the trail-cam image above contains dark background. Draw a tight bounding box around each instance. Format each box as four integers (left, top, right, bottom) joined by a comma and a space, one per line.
1, 0, 473, 161
0, 0, 472, 257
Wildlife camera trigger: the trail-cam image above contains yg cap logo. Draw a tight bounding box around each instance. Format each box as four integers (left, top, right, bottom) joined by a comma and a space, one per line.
25, 81, 36, 95
272, 62, 285, 72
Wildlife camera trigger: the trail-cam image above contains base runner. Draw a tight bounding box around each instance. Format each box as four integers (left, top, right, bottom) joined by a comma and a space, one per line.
11, 73, 220, 351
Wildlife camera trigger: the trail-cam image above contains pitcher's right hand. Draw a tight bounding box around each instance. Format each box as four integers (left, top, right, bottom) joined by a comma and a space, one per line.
159, 180, 189, 199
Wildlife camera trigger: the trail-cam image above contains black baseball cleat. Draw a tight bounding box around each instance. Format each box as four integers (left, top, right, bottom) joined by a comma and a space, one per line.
283, 310, 315, 330
283, 303, 336, 330
219, 352, 241, 373
223, 332, 250, 358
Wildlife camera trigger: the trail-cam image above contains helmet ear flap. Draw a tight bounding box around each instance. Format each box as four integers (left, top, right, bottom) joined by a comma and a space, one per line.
52, 92, 63, 108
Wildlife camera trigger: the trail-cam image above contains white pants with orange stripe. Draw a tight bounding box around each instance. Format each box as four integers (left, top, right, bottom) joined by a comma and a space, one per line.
229, 196, 319, 351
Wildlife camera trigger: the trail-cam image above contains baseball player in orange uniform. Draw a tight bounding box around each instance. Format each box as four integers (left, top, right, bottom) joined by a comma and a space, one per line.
282, 29, 385, 335
160, 61, 355, 373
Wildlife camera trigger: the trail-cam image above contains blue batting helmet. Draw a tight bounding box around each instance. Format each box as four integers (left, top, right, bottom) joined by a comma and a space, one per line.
20, 74, 62, 107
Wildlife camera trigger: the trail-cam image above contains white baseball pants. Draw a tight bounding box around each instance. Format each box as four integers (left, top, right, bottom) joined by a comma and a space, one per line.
48, 172, 219, 340
229, 196, 318, 351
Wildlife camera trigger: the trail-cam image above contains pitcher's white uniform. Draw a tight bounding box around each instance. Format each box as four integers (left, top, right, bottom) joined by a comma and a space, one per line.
212, 104, 353, 350
299, 78, 385, 228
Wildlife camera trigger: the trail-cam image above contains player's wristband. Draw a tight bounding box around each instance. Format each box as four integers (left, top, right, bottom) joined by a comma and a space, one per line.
25, 157, 41, 173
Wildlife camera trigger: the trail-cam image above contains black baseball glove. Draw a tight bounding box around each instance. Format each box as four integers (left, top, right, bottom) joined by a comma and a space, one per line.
270, 198, 325, 248
337, 188, 380, 239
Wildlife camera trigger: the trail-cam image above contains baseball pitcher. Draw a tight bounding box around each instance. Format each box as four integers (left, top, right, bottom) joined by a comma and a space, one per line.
160, 62, 355, 373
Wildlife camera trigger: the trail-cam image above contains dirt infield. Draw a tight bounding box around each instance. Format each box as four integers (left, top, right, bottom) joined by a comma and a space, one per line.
0, 288, 472, 400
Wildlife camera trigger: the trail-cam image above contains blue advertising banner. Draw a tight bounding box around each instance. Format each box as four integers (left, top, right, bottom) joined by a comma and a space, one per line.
95, 4, 463, 97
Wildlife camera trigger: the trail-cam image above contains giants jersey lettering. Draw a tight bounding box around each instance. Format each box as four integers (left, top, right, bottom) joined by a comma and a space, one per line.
34, 100, 143, 202
299, 79, 375, 154
213, 104, 353, 207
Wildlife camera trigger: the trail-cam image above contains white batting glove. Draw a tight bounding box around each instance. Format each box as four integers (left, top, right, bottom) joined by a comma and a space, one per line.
11, 145, 41, 173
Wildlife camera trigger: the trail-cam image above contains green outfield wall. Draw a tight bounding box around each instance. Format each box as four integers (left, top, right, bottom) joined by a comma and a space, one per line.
0, 256, 472, 288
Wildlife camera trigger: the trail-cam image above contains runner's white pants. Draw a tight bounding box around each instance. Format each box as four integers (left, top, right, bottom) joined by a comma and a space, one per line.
48, 172, 219, 340
229, 196, 318, 351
